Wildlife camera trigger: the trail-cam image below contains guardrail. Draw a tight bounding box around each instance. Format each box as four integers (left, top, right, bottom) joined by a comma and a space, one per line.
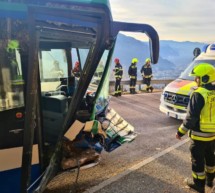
109, 79, 174, 94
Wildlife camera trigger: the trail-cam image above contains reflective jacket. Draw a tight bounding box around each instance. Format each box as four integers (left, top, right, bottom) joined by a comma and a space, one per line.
114, 63, 123, 79
195, 87, 215, 133
128, 63, 137, 79
177, 83, 215, 141
141, 64, 152, 78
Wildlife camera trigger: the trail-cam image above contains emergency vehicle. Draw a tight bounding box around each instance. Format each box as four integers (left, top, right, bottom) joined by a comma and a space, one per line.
159, 43, 215, 120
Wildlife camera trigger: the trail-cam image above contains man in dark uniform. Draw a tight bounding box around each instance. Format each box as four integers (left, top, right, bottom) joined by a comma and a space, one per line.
176, 63, 215, 193
141, 58, 153, 92
113, 58, 123, 97
128, 58, 138, 94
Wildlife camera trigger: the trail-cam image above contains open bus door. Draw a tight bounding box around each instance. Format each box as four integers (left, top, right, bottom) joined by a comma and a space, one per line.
34, 17, 159, 193
22, 3, 114, 192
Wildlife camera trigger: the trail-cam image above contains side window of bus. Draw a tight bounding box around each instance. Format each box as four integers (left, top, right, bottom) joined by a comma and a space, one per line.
89, 50, 107, 92
0, 40, 24, 111
71, 48, 89, 77
40, 49, 67, 92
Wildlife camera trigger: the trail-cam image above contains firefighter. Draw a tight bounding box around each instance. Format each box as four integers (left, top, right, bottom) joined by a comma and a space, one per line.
141, 58, 153, 92
176, 63, 215, 193
72, 61, 81, 78
7, 40, 19, 80
113, 58, 123, 97
128, 58, 138, 94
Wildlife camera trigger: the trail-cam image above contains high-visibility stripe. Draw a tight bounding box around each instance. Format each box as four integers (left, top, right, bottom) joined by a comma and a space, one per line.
191, 131, 215, 137
115, 68, 123, 71
192, 171, 206, 180
205, 165, 215, 173
178, 124, 188, 135
144, 75, 152, 78
190, 134, 215, 141
130, 76, 136, 79
115, 90, 121, 94
178, 125, 215, 141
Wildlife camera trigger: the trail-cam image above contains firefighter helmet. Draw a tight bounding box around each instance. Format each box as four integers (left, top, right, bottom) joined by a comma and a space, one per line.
114, 58, 120, 63
6, 40, 19, 52
189, 63, 215, 84
75, 61, 80, 66
132, 58, 138, 63
145, 58, 151, 63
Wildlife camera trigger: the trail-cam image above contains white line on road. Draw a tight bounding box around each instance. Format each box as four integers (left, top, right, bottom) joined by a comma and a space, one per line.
119, 92, 161, 97
157, 125, 179, 131
83, 138, 190, 193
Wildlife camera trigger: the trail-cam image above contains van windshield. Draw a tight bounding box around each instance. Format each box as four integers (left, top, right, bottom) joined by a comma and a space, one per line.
179, 60, 215, 80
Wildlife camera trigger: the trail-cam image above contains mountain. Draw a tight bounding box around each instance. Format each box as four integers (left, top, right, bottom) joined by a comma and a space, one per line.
111, 34, 206, 80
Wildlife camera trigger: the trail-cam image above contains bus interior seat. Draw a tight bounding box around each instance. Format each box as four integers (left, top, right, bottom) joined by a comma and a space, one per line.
41, 95, 68, 144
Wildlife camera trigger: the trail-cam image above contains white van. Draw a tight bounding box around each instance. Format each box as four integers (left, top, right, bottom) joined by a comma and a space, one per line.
159, 43, 215, 120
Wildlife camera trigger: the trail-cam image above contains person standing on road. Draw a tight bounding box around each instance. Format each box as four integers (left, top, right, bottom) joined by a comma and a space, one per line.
128, 58, 138, 94
141, 58, 153, 92
176, 63, 215, 193
113, 58, 123, 97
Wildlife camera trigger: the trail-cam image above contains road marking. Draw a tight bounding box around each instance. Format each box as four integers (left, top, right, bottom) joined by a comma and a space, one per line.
120, 92, 161, 97
157, 125, 180, 131
83, 138, 190, 193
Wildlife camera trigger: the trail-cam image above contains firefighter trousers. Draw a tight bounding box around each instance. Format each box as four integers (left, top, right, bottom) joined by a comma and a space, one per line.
190, 140, 215, 186
115, 78, 122, 96
130, 78, 136, 94
143, 77, 153, 91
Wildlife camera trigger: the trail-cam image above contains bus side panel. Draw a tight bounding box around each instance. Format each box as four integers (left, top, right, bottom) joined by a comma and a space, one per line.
0, 165, 40, 193
0, 145, 40, 193
0, 107, 25, 149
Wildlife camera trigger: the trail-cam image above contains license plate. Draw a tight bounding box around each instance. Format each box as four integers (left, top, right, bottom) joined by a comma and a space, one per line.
167, 112, 178, 119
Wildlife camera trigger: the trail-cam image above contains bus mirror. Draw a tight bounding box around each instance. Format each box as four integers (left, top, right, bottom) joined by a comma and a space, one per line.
111, 21, 159, 64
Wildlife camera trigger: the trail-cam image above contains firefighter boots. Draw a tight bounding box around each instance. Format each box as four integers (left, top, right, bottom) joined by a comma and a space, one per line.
206, 172, 214, 187
206, 180, 213, 188
150, 87, 154, 92
185, 178, 205, 193
113, 93, 118, 97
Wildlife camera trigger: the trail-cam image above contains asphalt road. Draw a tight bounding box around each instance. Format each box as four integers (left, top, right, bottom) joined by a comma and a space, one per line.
44, 92, 214, 193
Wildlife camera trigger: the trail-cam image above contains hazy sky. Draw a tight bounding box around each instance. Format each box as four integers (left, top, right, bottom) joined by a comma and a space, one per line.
109, 0, 215, 43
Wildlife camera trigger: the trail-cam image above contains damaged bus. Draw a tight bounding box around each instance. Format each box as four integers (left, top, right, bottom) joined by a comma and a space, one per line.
0, 0, 159, 193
